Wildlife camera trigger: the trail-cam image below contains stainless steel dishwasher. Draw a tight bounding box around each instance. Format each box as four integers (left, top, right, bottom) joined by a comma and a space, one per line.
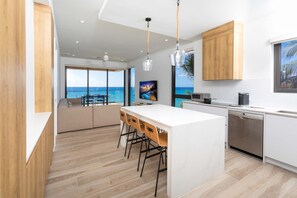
228, 110, 264, 157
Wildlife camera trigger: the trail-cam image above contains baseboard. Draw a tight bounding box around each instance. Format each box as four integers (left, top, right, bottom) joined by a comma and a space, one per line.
265, 157, 297, 174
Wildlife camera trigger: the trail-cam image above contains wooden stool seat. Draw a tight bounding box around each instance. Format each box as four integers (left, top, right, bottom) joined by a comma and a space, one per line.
140, 121, 168, 197
126, 114, 146, 159
117, 110, 136, 157
158, 133, 168, 147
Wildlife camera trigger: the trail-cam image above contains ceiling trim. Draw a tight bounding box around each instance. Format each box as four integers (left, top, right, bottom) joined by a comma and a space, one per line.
98, 0, 109, 19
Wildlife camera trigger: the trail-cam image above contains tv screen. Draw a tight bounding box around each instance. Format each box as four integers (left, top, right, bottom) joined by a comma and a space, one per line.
139, 80, 158, 101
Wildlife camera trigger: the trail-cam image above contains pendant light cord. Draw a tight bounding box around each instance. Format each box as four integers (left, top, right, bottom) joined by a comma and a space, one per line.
147, 21, 150, 55
147, 20, 150, 56
176, 0, 180, 44
144, 17, 151, 60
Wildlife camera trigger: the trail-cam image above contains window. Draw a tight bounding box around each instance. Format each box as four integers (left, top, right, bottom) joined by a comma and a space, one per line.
172, 50, 194, 107
89, 69, 107, 104
108, 70, 125, 105
274, 40, 297, 93
66, 68, 88, 98
65, 67, 126, 105
128, 67, 135, 106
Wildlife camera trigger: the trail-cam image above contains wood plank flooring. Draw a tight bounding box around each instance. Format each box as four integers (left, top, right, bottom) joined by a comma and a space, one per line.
46, 126, 297, 198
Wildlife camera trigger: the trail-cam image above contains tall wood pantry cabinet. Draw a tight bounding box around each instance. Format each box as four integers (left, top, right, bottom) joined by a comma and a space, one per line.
202, 21, 243, 80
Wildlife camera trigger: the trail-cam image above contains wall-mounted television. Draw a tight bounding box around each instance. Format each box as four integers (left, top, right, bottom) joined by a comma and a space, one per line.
139, 80, 158, 101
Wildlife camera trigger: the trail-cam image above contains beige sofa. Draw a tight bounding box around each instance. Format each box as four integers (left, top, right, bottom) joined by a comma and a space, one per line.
58, 99, 121, 133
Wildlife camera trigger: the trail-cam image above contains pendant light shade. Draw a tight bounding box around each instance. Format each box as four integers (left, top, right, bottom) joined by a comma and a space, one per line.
170, 43, 185, 67
143, 17, 153, 71
170, 0, 185, 67
143, 58, 152, 71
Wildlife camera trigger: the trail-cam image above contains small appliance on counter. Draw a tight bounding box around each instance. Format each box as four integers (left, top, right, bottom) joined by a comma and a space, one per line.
203, 98, 212, 104
238, 93, 249, 106
191, 93, 211, 102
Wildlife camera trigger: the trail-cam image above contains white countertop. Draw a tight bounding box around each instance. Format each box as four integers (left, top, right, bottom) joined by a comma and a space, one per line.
26, 112, 51, 161
122, 104, 222, 128
184, 101, 297, 118
121, 104, 225, 197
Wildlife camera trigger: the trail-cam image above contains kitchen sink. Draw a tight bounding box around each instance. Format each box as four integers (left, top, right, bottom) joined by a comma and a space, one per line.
277, 110, 297, 115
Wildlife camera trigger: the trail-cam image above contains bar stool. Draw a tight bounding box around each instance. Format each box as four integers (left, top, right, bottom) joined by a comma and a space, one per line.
126, 114, 146, 160
140, 122, 168, 197
117, 111, 136, 157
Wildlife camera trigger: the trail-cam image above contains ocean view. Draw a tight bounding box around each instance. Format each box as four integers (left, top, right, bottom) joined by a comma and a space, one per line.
66, 87, 193, 106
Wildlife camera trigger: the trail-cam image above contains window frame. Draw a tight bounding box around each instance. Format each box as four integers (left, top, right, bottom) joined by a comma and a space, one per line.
65, 66, 126, 105
128, 67, 135, 106
171, 50, 194, 107
273, 39, 297, 93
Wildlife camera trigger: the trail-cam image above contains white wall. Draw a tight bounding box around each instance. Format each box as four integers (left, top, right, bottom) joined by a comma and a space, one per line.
59, 57, 128, 98
129, 1, 297, 110
129, 49, 173, 105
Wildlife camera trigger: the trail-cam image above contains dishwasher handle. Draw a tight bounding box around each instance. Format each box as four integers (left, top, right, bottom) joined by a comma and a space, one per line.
229, 111, 264, 121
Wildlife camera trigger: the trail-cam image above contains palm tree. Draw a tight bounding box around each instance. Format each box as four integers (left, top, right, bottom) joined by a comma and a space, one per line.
284, 42, 297, 59
281, 41, 297, 87
180, 53, 194, 79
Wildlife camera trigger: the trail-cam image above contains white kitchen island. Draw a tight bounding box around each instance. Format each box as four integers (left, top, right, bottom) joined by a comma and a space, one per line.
121, 104, 225, 198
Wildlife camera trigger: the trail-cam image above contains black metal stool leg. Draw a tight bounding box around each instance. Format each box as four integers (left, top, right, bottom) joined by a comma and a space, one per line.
137, 136, 144, 171
155, 149, 163, 197
161, 152, 164, 165
140, 139, 149, 177
165, 149, 167, 168
124, 126, 131, 157
117, 123, 125, 148
127, 132, 135, 159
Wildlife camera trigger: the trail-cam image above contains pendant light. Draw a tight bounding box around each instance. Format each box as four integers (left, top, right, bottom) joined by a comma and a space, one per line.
170, 0, 185, 67
143, 17, 152, 71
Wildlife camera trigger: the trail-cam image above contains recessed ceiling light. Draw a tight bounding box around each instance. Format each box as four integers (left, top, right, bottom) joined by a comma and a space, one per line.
140, 50, 143, 53
80, 20, 85, 24
75, 40, 79, 44
72, 54, 75, 57
165, 39, 169, 42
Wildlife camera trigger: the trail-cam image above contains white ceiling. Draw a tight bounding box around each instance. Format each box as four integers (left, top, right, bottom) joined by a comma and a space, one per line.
53, 0, 280, 62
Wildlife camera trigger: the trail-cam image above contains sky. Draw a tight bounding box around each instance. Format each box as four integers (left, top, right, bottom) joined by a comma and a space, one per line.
67, 69, 124, 87
176, 51, 194, 87
176, 66, 193, 87
66, 60, 193, 88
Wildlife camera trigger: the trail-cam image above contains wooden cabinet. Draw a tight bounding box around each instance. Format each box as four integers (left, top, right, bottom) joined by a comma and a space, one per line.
34, 3, 54, 112
265, 114, 297, 168
202, 21, 243, 80
0, 0, 26, 197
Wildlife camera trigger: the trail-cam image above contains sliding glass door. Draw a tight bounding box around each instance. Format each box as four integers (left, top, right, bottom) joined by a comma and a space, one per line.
128, 67, 135, 106
89, 69, 107, 104
66, 68, 88, 98
108, 70, 125, 105
172, 50, 194, 107
65, 67, 125, 105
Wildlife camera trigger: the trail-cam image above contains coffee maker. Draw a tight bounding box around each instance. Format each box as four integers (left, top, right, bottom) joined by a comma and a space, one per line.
238, 93, 249, 106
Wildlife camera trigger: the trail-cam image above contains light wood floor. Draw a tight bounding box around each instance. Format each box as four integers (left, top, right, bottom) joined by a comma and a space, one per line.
46, 126, 297, 198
